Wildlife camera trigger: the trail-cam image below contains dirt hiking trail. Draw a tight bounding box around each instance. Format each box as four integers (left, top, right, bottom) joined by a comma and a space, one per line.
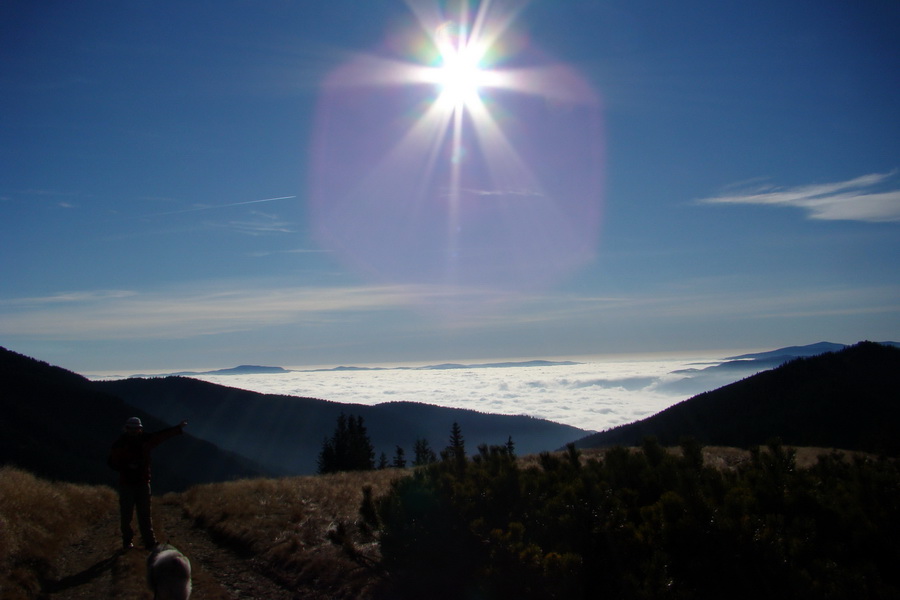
43, 495, 303, 600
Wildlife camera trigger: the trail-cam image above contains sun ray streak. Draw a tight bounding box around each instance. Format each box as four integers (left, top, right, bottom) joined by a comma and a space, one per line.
325, 53, 436, 89
343, 97, 454, 212
465, 95, 541, 196
489, 65, 599, 102
447, 98, 466, 280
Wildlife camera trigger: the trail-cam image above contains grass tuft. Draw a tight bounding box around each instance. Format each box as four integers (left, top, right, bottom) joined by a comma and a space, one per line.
0, 466, 116, 599
180, 469, 405, 597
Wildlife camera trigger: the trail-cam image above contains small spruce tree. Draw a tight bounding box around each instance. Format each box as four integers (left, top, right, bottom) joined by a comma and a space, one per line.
392, 445, 407, 468
413, 438, 437, 466
442, 422, 466, 466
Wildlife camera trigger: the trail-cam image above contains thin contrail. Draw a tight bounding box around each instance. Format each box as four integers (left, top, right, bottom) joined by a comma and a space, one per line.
152, 195, 297, 216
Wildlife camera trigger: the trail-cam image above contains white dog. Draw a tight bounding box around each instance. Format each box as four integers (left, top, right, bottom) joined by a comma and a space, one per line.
147, 543, 192, 600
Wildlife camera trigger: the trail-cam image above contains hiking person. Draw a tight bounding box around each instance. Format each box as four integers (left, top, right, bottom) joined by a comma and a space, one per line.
108, 417, 187, 550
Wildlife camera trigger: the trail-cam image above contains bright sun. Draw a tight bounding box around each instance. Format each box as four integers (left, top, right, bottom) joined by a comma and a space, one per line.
432, 22, 489, 111
436, 45, 484, 108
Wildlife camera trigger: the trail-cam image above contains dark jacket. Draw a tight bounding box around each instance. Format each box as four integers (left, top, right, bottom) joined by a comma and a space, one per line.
108, 425, 183, 485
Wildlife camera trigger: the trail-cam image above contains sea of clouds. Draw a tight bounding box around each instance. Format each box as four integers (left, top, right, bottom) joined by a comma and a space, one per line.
184, 354, 762, 433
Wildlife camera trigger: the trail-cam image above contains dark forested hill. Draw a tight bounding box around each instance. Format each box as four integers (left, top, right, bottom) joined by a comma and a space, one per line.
0, 347, 270, 492
95, 376, 589, 475
574, 341, 900, 454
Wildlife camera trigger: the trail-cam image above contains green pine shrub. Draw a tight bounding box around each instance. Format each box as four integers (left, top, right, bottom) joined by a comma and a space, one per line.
374, 439, 900, 599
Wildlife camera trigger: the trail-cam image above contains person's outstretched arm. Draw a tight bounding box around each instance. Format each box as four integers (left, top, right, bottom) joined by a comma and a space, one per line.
147, 421, 188, 448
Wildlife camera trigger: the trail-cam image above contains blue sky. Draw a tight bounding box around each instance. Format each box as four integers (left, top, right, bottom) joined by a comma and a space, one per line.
2, 0, 899, 373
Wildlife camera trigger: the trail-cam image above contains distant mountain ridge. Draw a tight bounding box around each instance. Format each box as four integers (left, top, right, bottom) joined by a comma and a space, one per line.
312, 359, 581, 372
126, 342, 892, 383
415, 359, 581, 370
725, 341, 848, 360
122, 343, 887, 382
129, 359, 582, 377
103, 342, 900, 382
575, 341, 900, 455
133, 365, 292, 377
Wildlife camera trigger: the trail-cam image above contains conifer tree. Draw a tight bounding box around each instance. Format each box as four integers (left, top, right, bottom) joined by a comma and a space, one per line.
413, 438, 437, 466
442, 421, 466, 464
505, 435, 515, 457
347, 415, 375, 470
316, 436, 334, 474
449, 422, 465, 455
317, 413, 375, 473
392, 445, 406, 468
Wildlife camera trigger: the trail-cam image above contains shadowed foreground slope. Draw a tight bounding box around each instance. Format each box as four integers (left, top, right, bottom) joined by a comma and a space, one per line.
0, 347, 270, 492
574, 342, 900, 454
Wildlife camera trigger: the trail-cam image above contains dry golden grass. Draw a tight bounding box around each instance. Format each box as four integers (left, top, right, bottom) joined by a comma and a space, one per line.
0, 466, 116, 600
179, 469, 406, 598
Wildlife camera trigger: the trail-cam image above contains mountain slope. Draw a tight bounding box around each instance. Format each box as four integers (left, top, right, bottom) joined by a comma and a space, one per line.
725, 341, 848, 361
95, 376, 589, 475
0, 347, 271, 492
574, 341, 900, 454
653, 341, 868, 397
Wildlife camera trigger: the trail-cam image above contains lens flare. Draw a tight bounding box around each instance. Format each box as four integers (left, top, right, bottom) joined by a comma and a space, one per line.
309, 1, 604, 309
430, 20, 488, 111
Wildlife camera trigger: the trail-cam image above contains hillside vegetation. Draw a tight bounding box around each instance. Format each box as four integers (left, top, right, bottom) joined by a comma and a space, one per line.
371, 439, 900, 599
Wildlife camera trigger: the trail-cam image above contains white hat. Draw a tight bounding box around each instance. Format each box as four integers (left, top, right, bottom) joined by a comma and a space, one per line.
125, 417, 143, 430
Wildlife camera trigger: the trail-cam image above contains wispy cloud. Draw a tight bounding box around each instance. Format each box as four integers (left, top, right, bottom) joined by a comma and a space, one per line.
5, 188, 87, 208
247, 247, 332, 258
0, 283, 478, 340
218, 211, 295, 235
5, 290, 138, 305
520, 285, 900, 323
696, 171, 900, 223
112, 197, 298, 238
2, 280, 897, 351
150, 195, 297, 217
